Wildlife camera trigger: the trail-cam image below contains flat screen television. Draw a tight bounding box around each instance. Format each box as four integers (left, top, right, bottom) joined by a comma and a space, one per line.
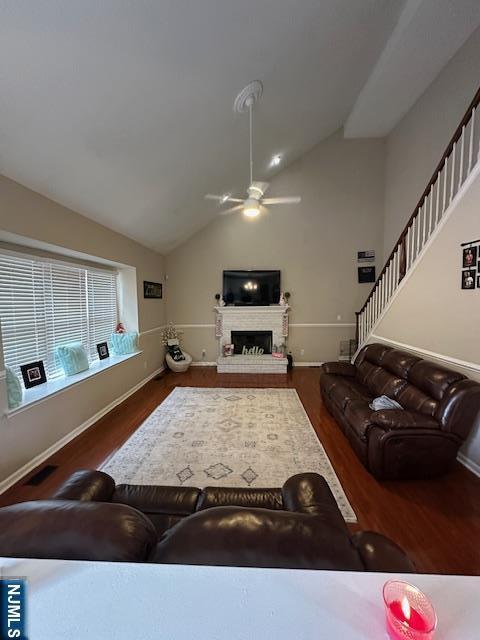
222, 270, 280, 306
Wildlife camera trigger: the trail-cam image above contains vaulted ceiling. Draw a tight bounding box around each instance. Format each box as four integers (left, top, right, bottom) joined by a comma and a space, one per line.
1, 1, 479, 253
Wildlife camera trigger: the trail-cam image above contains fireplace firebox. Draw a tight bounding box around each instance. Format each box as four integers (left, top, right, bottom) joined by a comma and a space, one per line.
231, 330, 272, 355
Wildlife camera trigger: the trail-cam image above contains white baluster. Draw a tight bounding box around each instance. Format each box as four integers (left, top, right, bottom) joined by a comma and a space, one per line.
450, 142, 456, 202
442, 157, 448, 213
428, 185, 433, 237
468, 107, 476, 172
435, 170, 440, 225
422, 198, 428, 247
459, 125, 466, 188
417, 206, 422, 253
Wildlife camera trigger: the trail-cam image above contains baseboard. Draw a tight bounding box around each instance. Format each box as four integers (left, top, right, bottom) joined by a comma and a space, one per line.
293, 362, 324, 367
190, 361, 217, 367
0, 365, 166, 495
457, 452, 480, 478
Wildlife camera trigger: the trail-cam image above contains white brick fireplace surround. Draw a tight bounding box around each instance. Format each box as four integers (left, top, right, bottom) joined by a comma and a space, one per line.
215, 305, 289, 373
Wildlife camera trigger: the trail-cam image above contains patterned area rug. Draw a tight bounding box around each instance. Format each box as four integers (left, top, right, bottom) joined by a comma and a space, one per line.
102, 387, 356, 522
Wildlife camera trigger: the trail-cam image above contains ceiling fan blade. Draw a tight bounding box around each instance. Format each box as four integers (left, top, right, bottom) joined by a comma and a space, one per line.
219, 204, 244, 215
262, 196, 301, 205
249, 181, 269, 197
205, 194, 244, 204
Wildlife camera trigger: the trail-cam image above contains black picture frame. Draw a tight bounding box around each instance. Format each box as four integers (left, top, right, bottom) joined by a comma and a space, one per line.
20, 360, 47, 389
357, 250, 375, 263
462, 246, 477, 268
97, 342, 110, 360
358, 266, 376, 283
461, 269, 476, 290
143, 281, 163, 299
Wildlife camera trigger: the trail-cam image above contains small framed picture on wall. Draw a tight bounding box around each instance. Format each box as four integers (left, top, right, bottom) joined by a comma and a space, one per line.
358, 266, 376, 283
461, 269, 476, 290
462, 246, 477, 268
143, 281, 163, 299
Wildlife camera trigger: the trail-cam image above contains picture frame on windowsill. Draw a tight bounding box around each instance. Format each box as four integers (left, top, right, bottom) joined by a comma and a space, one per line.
20, 361, 47, 389
97, 342, 110, 360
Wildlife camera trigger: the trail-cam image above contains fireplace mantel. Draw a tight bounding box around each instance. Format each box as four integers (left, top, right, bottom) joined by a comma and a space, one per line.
214, 305, 289, 373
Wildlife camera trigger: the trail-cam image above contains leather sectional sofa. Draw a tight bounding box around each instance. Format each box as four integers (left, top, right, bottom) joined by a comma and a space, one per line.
320, 343, 480, 480
0, 469, 414, 572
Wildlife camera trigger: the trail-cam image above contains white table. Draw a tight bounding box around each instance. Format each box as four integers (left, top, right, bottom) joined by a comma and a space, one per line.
0, 558, 478, 639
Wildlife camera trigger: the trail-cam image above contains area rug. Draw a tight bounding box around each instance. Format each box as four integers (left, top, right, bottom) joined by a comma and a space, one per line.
101, 387, 356, 522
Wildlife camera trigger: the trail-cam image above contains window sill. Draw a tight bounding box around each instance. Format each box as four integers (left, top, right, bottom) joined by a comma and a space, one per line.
5, 351, 143, 417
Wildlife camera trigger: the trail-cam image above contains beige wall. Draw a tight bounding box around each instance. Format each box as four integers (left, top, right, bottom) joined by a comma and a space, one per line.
383, 26, 480, 256
373, 168, 480, 469
166, 131, 385, 363
0, 175, 166, 484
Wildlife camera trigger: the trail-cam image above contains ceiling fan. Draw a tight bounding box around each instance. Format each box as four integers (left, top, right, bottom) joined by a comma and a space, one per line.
205, 81, 301, 218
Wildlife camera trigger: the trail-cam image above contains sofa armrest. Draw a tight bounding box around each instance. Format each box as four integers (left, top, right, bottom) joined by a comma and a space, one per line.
370, 410, 439, 430
0, 500, 157, 562
113, 484, 200, 516
320, 361, 356, 376
350, 531, 415, 573
50, 470, 115, 502
282, 473, 348, 532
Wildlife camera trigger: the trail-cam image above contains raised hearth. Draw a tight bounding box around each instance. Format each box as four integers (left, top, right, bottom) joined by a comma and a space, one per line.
215, 305, 289, 374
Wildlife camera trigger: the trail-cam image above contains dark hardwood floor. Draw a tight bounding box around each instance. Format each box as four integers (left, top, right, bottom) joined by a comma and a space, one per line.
1, 367, 479, 575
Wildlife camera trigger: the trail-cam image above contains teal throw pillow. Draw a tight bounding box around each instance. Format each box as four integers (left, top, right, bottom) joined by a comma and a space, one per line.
109, 332, 139, 356
6, 366, 23, 409
55, 342, 89, 376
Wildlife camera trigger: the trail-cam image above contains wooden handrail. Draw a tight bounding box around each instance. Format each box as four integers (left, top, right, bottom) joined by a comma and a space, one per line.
358, 84, 480, 317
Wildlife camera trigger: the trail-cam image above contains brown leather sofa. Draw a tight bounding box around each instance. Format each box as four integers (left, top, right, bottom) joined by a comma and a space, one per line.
320, 343, 480, 480
0, 469, 414, 572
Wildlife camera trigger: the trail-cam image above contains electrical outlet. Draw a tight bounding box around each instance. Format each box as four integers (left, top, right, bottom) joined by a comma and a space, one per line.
201, 349, 206, 359
336, 314, 342, 321
300, 349, 305, 356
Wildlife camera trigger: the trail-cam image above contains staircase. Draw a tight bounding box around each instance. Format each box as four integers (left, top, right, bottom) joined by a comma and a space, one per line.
355, 86, 480, 353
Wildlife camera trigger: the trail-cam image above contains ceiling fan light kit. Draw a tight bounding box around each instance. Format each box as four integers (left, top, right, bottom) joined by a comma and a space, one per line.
205, 80, 301, 218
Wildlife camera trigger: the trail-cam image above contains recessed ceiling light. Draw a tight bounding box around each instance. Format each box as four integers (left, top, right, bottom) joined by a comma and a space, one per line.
270, 154, 282, 168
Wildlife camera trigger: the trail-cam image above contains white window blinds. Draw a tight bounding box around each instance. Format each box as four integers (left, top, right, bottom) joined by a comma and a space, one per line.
0, 251, 118, 381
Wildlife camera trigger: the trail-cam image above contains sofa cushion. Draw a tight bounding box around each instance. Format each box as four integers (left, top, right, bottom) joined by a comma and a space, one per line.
382, 349, 420, 379
197, 486, 283, 511
344, 402, 375, 442
328, 377, 373, 411
396, 384, 438, 417
355, 343, 391, 367
409, 360, 465, 401
150, 506, 364, 571
356, 360, 382, 389
370, 410, 439, 430
362, 367, 407, 399
113, 484, 200, 515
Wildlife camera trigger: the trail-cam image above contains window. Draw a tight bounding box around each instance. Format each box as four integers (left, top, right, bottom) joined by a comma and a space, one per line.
0, 251, 118, 383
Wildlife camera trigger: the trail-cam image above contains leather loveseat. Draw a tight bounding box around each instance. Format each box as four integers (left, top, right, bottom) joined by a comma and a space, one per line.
0, 469, 414, 572
320, 343, 480, 480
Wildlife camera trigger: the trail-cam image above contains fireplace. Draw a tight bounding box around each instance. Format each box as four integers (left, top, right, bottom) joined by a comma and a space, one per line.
231, 330, 272, 355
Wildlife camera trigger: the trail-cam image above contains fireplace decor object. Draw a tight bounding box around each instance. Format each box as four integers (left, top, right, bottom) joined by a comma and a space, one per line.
231, 331, 272, 355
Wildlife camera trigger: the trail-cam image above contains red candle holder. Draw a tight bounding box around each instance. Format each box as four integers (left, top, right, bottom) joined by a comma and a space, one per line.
383, 580, 437, 640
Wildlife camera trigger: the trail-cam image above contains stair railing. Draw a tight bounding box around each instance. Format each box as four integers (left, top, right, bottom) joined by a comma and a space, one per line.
356, 86, 480, 349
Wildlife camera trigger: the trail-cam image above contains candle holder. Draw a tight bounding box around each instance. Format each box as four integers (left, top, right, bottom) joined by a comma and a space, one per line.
383, 581, 437, 640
